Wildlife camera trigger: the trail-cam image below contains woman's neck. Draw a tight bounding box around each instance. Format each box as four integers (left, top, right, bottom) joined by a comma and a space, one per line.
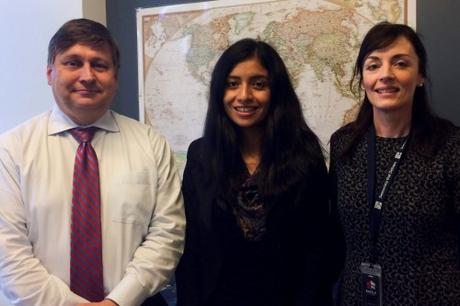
240, 127, 263, 175
373, 109, 412, 138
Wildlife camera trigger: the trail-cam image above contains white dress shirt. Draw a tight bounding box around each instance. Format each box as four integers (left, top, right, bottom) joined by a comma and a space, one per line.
0, 107, 185, 306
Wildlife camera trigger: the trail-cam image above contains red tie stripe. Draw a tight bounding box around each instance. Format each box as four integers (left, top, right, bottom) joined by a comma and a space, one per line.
69, 127, 104, 302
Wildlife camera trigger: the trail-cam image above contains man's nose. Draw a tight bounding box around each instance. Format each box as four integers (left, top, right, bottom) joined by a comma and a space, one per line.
79, 63, 96, 82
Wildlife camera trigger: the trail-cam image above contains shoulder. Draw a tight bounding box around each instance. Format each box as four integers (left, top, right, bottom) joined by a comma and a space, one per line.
182, 138, 211, 186
452, 125, 460, 140
295, 128, 325, 162
329, 122, 355, 152
0, 112, 51, 173
111, 111, 151, 134
184, 138, 214, 175
0, 111, 51, 150
111, 111, 167, 146
434, 123, 460, 181
110, 112, 180, 173
330, 123, 353, 143
442, 122, 460, 151
443, 120, 460, 138
188, 137, 204, 151
184, 138, 211, 177
186, 138, 205, 161
425, 118, 460, 149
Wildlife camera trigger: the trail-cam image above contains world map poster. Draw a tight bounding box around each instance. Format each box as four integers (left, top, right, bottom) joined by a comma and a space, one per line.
137, 0, 415, 172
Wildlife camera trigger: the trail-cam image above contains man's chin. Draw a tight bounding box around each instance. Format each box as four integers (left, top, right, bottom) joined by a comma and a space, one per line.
72, 99, 110, 110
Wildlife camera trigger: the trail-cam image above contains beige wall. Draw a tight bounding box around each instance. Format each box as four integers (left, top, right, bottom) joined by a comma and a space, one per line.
83, 0, 107, 25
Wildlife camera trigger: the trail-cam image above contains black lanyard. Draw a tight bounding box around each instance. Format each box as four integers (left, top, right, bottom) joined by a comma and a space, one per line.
367, 127, 409, 263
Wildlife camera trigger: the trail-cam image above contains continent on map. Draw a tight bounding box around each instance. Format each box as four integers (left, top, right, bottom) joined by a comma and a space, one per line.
261, 8, 356, 98
181, 16, 234, 84
231, 12, 256, 35
143, 12, 203, 74
368, 0, 402, 22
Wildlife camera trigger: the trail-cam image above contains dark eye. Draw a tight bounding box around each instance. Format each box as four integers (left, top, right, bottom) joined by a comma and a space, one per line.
226, 79, 239, 89
252, 79, 268, 90
64, 60, 81, 68
394, 60, 408, 68
364, 63, 379, 71
92, 62, 110, 72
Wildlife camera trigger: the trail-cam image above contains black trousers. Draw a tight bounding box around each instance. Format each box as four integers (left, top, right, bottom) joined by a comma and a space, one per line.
140, 293, 167, 306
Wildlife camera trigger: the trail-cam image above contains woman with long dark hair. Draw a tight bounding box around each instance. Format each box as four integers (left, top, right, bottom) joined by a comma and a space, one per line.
330, 22, 460, 305
176, 38, 337, 306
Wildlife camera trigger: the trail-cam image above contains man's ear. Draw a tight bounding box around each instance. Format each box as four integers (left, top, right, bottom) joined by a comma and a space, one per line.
46, 65, 54, 85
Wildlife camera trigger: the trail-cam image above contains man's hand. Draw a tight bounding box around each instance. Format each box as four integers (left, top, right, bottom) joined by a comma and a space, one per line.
77, 299, 119, 306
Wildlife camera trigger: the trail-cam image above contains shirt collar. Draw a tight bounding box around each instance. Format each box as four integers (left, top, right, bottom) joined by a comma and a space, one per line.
48, 105, 120, 135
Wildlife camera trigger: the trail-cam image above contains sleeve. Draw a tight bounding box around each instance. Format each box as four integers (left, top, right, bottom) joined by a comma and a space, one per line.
106, 132, 186, 306
175, 142, 204, 306
0, 141, 88, 305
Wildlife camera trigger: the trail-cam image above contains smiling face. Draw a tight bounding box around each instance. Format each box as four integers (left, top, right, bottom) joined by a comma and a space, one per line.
47, 43, 118, 125
362, 36, 423, 117
223, 57, 271, 131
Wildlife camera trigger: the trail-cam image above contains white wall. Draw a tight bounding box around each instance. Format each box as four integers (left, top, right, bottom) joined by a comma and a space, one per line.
0, 0, 106, 133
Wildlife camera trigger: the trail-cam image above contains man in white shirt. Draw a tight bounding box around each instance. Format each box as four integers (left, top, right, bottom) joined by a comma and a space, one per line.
0, 18, 185, 306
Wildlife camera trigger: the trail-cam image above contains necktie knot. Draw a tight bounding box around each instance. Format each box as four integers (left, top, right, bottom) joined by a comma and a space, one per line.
70, 127, 98, 144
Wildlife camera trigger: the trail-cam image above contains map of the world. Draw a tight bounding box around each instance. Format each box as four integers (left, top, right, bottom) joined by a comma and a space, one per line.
137, 0, 414, 171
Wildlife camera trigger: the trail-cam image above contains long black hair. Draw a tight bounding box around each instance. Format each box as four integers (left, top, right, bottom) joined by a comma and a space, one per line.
203, 38, 324, 199
341, 21, 452, 159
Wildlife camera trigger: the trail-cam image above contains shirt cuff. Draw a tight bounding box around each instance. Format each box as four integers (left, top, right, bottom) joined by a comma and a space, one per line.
106, 274, 150, 306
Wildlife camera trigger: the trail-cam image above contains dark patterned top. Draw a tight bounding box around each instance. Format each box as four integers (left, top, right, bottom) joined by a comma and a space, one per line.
234, 173, 273, 241
211, 187, 280, 306
330, 125, 460, 306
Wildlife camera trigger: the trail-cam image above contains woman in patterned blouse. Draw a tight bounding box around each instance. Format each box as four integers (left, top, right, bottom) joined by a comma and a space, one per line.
330, 22, 460, 305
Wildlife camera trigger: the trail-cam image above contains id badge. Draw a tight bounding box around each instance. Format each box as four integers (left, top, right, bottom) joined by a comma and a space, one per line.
360, 262, 382, 306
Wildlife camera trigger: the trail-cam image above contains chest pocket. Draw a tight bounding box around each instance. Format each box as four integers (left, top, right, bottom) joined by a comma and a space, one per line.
108, 170, 157, 226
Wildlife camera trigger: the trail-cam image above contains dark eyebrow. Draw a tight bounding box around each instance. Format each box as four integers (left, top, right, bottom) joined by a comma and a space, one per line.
251, 75, 269, 79
364, 56, 380, 61
365, 53, 412, 61
60, 54, 81, 60
59, 53, 111, 62
391, 54, 413, 60
227, 74, 268, 79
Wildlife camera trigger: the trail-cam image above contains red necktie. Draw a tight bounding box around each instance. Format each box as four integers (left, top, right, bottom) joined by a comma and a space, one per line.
69, 127, 104, 301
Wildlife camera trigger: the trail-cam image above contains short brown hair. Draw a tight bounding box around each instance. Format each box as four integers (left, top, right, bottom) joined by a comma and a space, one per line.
47, 18, 120, 70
